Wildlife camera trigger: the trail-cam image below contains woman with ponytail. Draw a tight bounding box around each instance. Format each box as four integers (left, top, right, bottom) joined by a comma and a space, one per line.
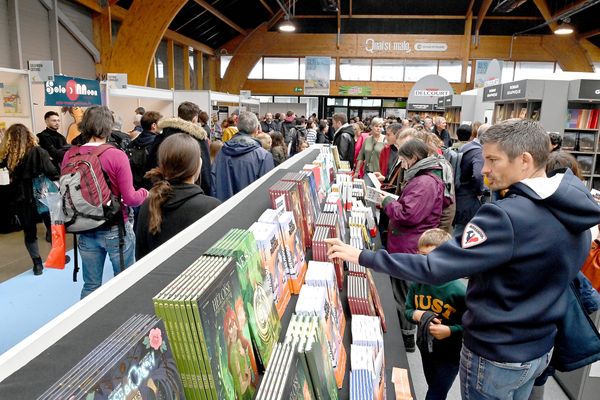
135, 133, 221, 259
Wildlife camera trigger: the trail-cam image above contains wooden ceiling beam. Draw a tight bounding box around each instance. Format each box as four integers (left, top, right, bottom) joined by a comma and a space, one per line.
579, 27, 600, 39
552, 0, 591, 19
532, 0, 559, 31
475, 0, 493, 36
192, 0, 247, 36
258, 0, 274, 15
291, 14, 541, 20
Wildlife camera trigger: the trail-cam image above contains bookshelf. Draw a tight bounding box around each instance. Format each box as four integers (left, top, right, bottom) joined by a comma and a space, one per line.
441, 94, 476, 139
561, 79, 600, 190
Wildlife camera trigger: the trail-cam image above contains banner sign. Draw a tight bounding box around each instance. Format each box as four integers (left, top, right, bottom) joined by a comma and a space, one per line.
338, 85, 372, 96
407, 74, 453, 107
364, 38, 448, 54
578, 80, 600, 100
502, 80, 528, 100
304, 56, 331, 95
474, 59, 503, 88
45, 75, 102, 107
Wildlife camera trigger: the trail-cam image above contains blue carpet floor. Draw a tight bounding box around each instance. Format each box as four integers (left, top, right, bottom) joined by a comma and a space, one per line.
0, 250, 114, 354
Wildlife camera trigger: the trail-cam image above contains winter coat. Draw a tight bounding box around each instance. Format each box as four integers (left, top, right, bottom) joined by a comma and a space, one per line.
281, 120, 296, 145
435, 128, 452, 148
271, 146, 287, 166
361, 169, 600, 363
2, 146, 58, 226
37, 128, 69, 171
333, 124, 356, 169
127, 130, 157, 190
149, 118, 212, 196
455, 140, 484, 227
383, 160, 445, 254
135, 183, 221, 259
211, 131, 275, 202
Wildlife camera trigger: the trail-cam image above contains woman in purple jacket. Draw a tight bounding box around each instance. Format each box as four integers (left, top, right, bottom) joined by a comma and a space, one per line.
381, 138, 446, 352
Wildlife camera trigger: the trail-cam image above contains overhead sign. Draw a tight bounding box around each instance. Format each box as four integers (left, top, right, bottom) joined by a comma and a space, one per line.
407, 103, 433, 111
304, 56, 331, 95
578, 80, 600, 100
437, 97, 445, 107
407, 74, 453, 107
45, 75, 102, 107
293, 86, 303, 93
502, 80, 527, 100
107, 73, 127, 90
364, 38, 448, 54
28, 60, 54, 83
483, 84, 502, 102
338, 85, 372, 96
444, 95, 453, 106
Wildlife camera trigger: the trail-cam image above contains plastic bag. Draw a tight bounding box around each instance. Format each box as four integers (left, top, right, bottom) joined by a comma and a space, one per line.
40, 193, 66, 269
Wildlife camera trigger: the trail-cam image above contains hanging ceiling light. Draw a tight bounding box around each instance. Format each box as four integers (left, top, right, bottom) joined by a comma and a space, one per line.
279, 16, 296, 32
554, 18, 574, 35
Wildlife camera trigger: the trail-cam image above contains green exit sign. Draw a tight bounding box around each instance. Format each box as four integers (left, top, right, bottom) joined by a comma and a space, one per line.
293, 87, 303, 93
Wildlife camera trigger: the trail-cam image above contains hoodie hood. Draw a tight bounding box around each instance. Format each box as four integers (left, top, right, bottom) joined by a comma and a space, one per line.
163, 183, 204, 211
510, 169, 600, 233
158, 117, 207, 141
221, 132, 262, 157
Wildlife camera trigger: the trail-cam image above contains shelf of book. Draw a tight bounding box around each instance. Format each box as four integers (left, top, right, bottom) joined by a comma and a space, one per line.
492, 101, 541, 124
562, 99, 600, 190
0, 147, 412, 400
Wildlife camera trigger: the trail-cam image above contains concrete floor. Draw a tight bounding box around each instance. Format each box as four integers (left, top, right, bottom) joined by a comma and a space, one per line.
0, 224, 73, 283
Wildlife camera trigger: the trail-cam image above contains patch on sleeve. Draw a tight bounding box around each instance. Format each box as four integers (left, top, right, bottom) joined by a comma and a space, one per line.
462, 223, 487, 248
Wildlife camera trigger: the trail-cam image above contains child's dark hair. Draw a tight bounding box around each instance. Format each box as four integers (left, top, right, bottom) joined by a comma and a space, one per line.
418, 228, 452, 249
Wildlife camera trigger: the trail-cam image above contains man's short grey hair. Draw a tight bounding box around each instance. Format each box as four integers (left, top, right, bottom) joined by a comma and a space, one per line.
238, 111, 260, 134
477, 123, 491, 138
480, 119, 550, 168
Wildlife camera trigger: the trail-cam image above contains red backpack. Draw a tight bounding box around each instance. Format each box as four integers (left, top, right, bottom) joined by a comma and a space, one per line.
60, 144, 121, 233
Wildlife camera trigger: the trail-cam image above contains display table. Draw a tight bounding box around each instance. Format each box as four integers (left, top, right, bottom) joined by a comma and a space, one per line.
0, 147, 413, 398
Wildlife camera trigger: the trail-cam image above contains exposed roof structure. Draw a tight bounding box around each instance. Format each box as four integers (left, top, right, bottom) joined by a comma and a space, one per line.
114, 0, 600, 50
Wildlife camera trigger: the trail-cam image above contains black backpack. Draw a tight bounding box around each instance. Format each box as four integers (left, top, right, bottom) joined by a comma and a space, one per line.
126, 142, 151, 190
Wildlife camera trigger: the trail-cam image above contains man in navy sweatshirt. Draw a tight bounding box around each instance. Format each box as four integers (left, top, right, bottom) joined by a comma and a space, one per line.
327, 119, 600, 400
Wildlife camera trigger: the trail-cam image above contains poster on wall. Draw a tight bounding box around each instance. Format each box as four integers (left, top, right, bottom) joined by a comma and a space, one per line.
44, 75, 102, 107
304, 57, 331, 95
1, 83, 21, 114
474, 59, 503, 88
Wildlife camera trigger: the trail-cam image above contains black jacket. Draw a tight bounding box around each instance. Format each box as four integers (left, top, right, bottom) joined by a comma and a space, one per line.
135, 183, 220, 259
281, 120, 296, 144
127, 130, 157, 190
333, 124, 356, 169
435, 128, 452, 148
37, 128, 68, 171
261, 120, 277, 133
149, 118, 212, 196
1, 146, 58, 226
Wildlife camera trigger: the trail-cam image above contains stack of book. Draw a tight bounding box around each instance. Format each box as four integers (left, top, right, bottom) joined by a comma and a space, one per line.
347, 274, 376, 316
249, 222, 291, 318
351, 315, 386, 400
38, 314, 184, 399
254, 343, 316, 399
349, 262, 368, 277
206, 229, 281, 368
296, 285, 347, 388
300, 170, 322, 214
312, 225, 344, 288
352, 203, 378, 238
258, 209, 308, 294
315, 212, 340, 238
282, 172, 318, 248
268, 180, 307, 250
153, 256, 259, 399
283, 315, 339, 399
324, 192, 346, 238
304, 163, 326, 202
305, 261, 346, 347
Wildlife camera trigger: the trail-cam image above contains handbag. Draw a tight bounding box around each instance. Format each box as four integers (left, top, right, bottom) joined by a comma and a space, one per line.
581, 239, 600, 291
32, 174, 58, 214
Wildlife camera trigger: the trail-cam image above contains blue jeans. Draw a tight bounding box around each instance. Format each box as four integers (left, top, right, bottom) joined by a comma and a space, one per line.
78, 222, 135, 299
460, 345, 553, 400
421, 350, 459, 400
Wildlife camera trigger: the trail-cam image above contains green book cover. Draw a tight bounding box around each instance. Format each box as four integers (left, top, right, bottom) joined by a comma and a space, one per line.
197, 257, 259, 400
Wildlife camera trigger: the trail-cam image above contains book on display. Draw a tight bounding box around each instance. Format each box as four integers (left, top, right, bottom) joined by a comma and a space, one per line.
268, 180, 307, 250
305, 260, 346, 340
153, 256, 259, 400
249, 222, 291, 318
282, 172, 318, 248
38, 314, 184, 400
284, 315, 339, 400
312, 226, 344, 288
206, 229, 281, 368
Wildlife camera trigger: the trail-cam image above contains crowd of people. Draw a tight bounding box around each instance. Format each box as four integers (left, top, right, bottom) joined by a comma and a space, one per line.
1, 103, 600, 400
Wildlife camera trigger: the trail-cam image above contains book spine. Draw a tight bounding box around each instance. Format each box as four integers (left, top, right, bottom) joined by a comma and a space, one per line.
190, 301, 219, 399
